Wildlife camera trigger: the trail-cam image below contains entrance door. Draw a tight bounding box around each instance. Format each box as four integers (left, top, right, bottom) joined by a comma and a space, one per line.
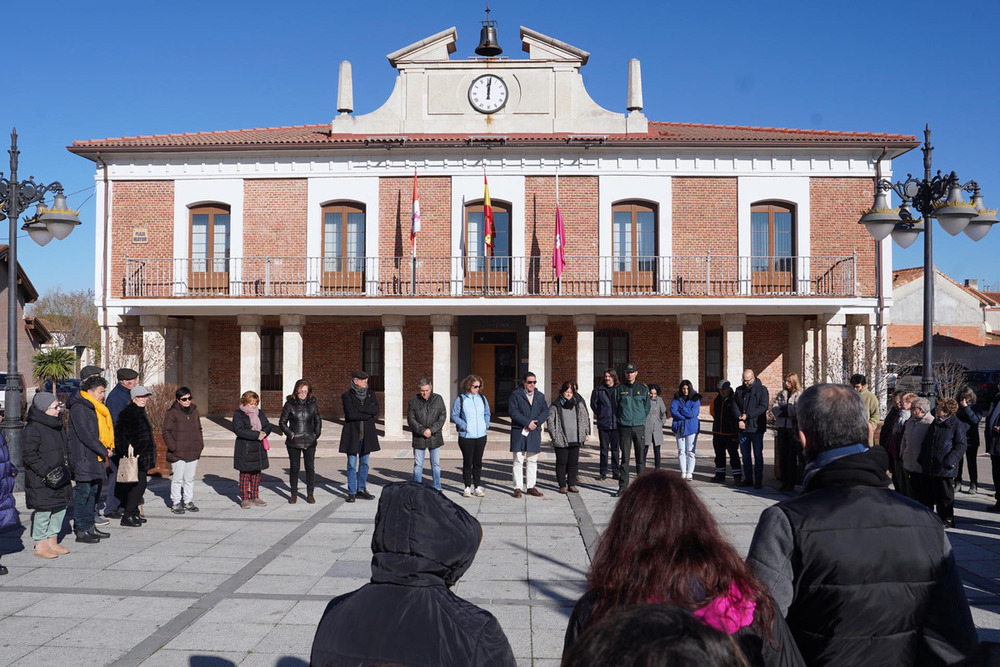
471, 331, 518, 416
750, 202, 794, 294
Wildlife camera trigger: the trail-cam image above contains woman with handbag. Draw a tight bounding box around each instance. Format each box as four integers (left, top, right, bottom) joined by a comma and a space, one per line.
114, 385, 157, 527
278, 380, 321, 504
21, 392, 74, 559
234, 390, 273, 509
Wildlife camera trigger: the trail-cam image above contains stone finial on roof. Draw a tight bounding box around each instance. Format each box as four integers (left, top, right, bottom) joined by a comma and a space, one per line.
627, 58, 643, 112
337, 61, 353, 115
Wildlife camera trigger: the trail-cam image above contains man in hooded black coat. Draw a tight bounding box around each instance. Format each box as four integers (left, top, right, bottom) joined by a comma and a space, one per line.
310, 482, 516, 667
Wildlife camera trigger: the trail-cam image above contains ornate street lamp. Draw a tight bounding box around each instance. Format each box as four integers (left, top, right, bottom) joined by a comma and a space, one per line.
0, 128, 81, 491
859, 125, 996, 398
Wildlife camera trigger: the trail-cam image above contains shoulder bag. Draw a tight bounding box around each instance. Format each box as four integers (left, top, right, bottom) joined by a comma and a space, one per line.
116, 445, 139, 484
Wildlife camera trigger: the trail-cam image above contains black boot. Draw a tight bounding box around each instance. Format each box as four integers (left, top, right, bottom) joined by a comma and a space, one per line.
75, 530, 100, 543
89, 525, 111, 539
710, 472, 726, 483
120, 513, 142, 527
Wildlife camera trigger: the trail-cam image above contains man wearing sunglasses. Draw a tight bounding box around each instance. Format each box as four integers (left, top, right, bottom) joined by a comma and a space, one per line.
509, 372, 548, 498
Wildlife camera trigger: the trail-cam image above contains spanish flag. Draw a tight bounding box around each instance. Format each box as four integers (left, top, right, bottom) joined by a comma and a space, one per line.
483, 174, 495, 251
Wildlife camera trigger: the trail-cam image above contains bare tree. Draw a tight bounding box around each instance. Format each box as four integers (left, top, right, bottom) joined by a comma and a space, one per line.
101, 331, 175, 383
27, 288, 100, 351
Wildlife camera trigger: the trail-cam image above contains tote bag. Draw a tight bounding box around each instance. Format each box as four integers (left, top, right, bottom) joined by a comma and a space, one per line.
116, 445, 139, 484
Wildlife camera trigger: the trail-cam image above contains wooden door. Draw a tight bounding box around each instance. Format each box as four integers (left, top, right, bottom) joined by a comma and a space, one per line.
471, 330, 518, 416
189, 206, 230, 294
471, 343, 496, 416
751, 202, 795, 294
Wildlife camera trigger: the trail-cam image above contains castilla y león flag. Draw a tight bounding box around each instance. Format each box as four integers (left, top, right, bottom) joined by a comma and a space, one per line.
483, 174, 495, 251
553, 205, 566, 278
410, 172, 420, 249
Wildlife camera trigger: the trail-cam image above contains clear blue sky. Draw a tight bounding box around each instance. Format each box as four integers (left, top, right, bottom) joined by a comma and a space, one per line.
4, 0, 999, 295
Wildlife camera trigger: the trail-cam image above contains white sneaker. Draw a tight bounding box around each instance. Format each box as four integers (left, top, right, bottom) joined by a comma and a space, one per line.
463, 486, 472, 498
474, 486, 486, 497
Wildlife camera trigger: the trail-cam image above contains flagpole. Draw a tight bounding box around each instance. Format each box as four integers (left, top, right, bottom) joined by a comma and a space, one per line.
556, 169, 561, 296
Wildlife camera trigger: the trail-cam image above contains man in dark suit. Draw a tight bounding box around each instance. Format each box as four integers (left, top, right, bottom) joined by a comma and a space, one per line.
509, 371, 548, 498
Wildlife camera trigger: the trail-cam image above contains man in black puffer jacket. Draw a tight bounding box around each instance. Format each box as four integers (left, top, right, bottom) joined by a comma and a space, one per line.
747, 384, 977, 667
310, 482, 515, 667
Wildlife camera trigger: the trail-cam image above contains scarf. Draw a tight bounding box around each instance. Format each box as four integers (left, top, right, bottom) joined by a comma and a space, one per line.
80, 390, 114, 456
802, 443, 868, 488
353, 384, 368, 402
692, 581, 757, 634
240, 405, 262, 431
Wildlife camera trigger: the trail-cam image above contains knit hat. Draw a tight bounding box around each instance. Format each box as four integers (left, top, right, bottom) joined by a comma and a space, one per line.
131, 385, 152, 399
32, 392, 58, 411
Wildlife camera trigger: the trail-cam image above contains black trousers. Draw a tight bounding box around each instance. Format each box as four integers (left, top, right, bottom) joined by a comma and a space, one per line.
713, 433, 741, 477
117, 471, 148, 516
642, 444, 662, 469
458, 436, 487, 488
287, 445, 316, 494
911, 472, 956, 522
597, 429, 620, 476
775, 427, 803, 488
554, 445, 581, 488
955, 445, 979, 486
618, 425, 645, 492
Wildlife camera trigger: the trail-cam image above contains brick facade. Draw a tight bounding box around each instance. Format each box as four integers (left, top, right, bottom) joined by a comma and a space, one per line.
243, 179, 308, 257
111, 180, 174, 298
672, 177, 738, 256
810, 178, 877, 297
889, 323, 985, 348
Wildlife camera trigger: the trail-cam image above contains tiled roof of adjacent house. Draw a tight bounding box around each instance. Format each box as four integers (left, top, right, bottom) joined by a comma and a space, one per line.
69, 121, 917, 154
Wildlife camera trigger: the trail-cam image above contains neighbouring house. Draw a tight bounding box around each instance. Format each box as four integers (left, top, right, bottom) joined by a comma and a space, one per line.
68, 22, 917, 432
0, 245, 53, 396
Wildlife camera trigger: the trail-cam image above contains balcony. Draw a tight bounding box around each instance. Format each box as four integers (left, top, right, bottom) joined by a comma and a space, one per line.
121, 254, 857, 298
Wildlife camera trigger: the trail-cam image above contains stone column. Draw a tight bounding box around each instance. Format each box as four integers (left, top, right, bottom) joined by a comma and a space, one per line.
431, 315, 454, 435
191, 319, 209, 410
803, 319, 817, 386
383, 314, 405, 440
723, 313, 746, 384
238, 314, 264, 394
678, 314, 702, 385
164, 320, 180, 386
179, 319, 194, 389
787, 317, 805, 380
111, 314, 141, 372
820, 312, 846, 383
575, 314, 596, 407
139, 315, 167, 386
527, 314, 548, 397
280, 314, 306, 399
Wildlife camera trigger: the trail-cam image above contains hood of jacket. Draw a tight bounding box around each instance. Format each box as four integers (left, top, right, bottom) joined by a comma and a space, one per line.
370, 482, 481, 588
26, 404, 63, 430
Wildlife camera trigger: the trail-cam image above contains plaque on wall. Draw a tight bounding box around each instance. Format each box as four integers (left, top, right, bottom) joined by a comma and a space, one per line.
132, 227, 149, 244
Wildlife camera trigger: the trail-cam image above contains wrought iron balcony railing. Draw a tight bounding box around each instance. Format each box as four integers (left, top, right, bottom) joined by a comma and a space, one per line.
122, 254, 857, 298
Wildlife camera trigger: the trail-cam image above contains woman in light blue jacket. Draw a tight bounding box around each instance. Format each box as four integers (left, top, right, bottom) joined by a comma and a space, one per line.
451, 375, 491, 498
671, 380, 702, 480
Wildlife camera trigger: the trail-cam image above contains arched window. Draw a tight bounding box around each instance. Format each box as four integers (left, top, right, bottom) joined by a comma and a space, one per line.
612, 201, 657, 293
751, 201, 795, 294
322, 202, 366, 292
594, 328, 630, 387
189, 204, 230, 294
465, 199, 511, 293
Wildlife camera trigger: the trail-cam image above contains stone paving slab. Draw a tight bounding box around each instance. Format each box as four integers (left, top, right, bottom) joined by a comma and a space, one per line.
0, 452, 998, 666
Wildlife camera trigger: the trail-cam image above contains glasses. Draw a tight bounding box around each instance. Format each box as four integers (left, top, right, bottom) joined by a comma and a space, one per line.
179, 396, 192, 401
525, 380, 537, 385
471, 385, 481, 389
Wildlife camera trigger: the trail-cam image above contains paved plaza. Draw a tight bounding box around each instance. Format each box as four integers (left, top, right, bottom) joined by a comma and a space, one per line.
2, 432, 1000, 666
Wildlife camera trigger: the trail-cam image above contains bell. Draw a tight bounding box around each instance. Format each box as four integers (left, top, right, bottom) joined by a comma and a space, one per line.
475, 24, 502, 57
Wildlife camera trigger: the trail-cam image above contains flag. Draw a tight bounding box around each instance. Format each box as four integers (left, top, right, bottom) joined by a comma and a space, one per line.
483, 174, 495, 251
410, 172, 420, 251
553, 205, 566, 278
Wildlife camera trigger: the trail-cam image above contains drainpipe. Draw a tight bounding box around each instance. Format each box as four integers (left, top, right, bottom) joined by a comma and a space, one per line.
96, 152, 111, 365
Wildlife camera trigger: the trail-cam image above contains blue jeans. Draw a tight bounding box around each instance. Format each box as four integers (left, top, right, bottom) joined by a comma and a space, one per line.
413, 448, 441, 490
73, 480, 100, 532
739, 432, 764, 484
346, 453, 370, 495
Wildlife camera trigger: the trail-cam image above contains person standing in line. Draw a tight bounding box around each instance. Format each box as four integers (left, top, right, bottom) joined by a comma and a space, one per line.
900, 397, 934, 501
643, 383, 667, 471
734, 369, 769, 489
670, 380, 702, 481
710, 380, 742, 485
0, 430, 18, 574
773, 373, 803, 491
21, 392, 73, 559
102, 367, 137, 520
850, 373, 880, 447
612, 362, 650, 498
452, 375, 490, 498
590, 369, 620, 481
408, 379, 447, 492
114, 386, 157, 527
954, 387, 981, 494
340, 371, 380, 503
509, 372, 548, 498
162, 386, 205, 513
233, 390, 273, 509
914, 398, 967, 528
547, 381, 590, 494
278, 379, 322, 504
985, 383, 1000, 512
67, 375, 113, 543
881, 391, 914, 493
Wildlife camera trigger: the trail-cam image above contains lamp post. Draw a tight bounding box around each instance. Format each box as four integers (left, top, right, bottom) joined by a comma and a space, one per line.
860, 125, 997, 398
0, 128, 81, 491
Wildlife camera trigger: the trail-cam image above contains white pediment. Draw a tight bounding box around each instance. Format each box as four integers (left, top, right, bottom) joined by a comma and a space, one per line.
387, 27, 458, 66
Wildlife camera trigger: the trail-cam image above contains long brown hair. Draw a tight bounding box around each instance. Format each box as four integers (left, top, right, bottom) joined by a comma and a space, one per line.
586, 470, 774, 638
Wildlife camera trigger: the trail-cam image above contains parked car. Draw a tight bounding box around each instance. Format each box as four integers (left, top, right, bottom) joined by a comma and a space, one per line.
895, 362, 967, 397
0, 373, 28, 419
43, 378, 82, 406
885, 363, 899, 392
961, 370, 1000, 407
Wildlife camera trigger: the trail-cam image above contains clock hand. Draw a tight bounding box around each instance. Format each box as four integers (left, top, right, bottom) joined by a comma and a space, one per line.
486, 78, 492, 99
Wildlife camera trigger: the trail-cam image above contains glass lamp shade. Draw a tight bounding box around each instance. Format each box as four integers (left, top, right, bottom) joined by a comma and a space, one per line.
38, 193, 81, 241
891, 222, 923, 249
965, 194, 998, 241
21, 219, 53, 247
933, 184, 974, 236
859, 191, 900, 240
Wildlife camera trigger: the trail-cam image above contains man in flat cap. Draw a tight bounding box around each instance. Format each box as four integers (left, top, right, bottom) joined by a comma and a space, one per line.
339, 370, 380, 502
100, 368, 139, 518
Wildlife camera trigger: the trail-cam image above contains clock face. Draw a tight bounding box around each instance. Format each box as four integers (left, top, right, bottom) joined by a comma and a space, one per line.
469, 74, 508, 114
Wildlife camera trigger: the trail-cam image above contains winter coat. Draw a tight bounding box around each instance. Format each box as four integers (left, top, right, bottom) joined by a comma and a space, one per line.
590, 383, 618, 431
882, 407, 910, 461
670, 393, 702, 437
859, 387, 881, 446
747, 446, 977, 667
547, 396, 591, 448
162, 401, 205, 463
67, 391, 109, 482
339, 389, 381, 455
614, 380, 650, 427
509, 388, 548, 454
310, 482, 516, 667
772, 390, 800, 430
901, 412, 935, 474
734, 379, 769, 433
105, 382, 132, 426
0, 431, 18, 532
22, 405, 73, 511
115, 402, 157, 472
278, 395, 321, 450
985, 398, 1000, 456
232, 408, 273, 472
918, 414, 967, 479
957, 404, 981, 450
407, 392, 447, 450
645, 396, 667, 447
451, 393, 491, 439
711, 392, 741, 436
